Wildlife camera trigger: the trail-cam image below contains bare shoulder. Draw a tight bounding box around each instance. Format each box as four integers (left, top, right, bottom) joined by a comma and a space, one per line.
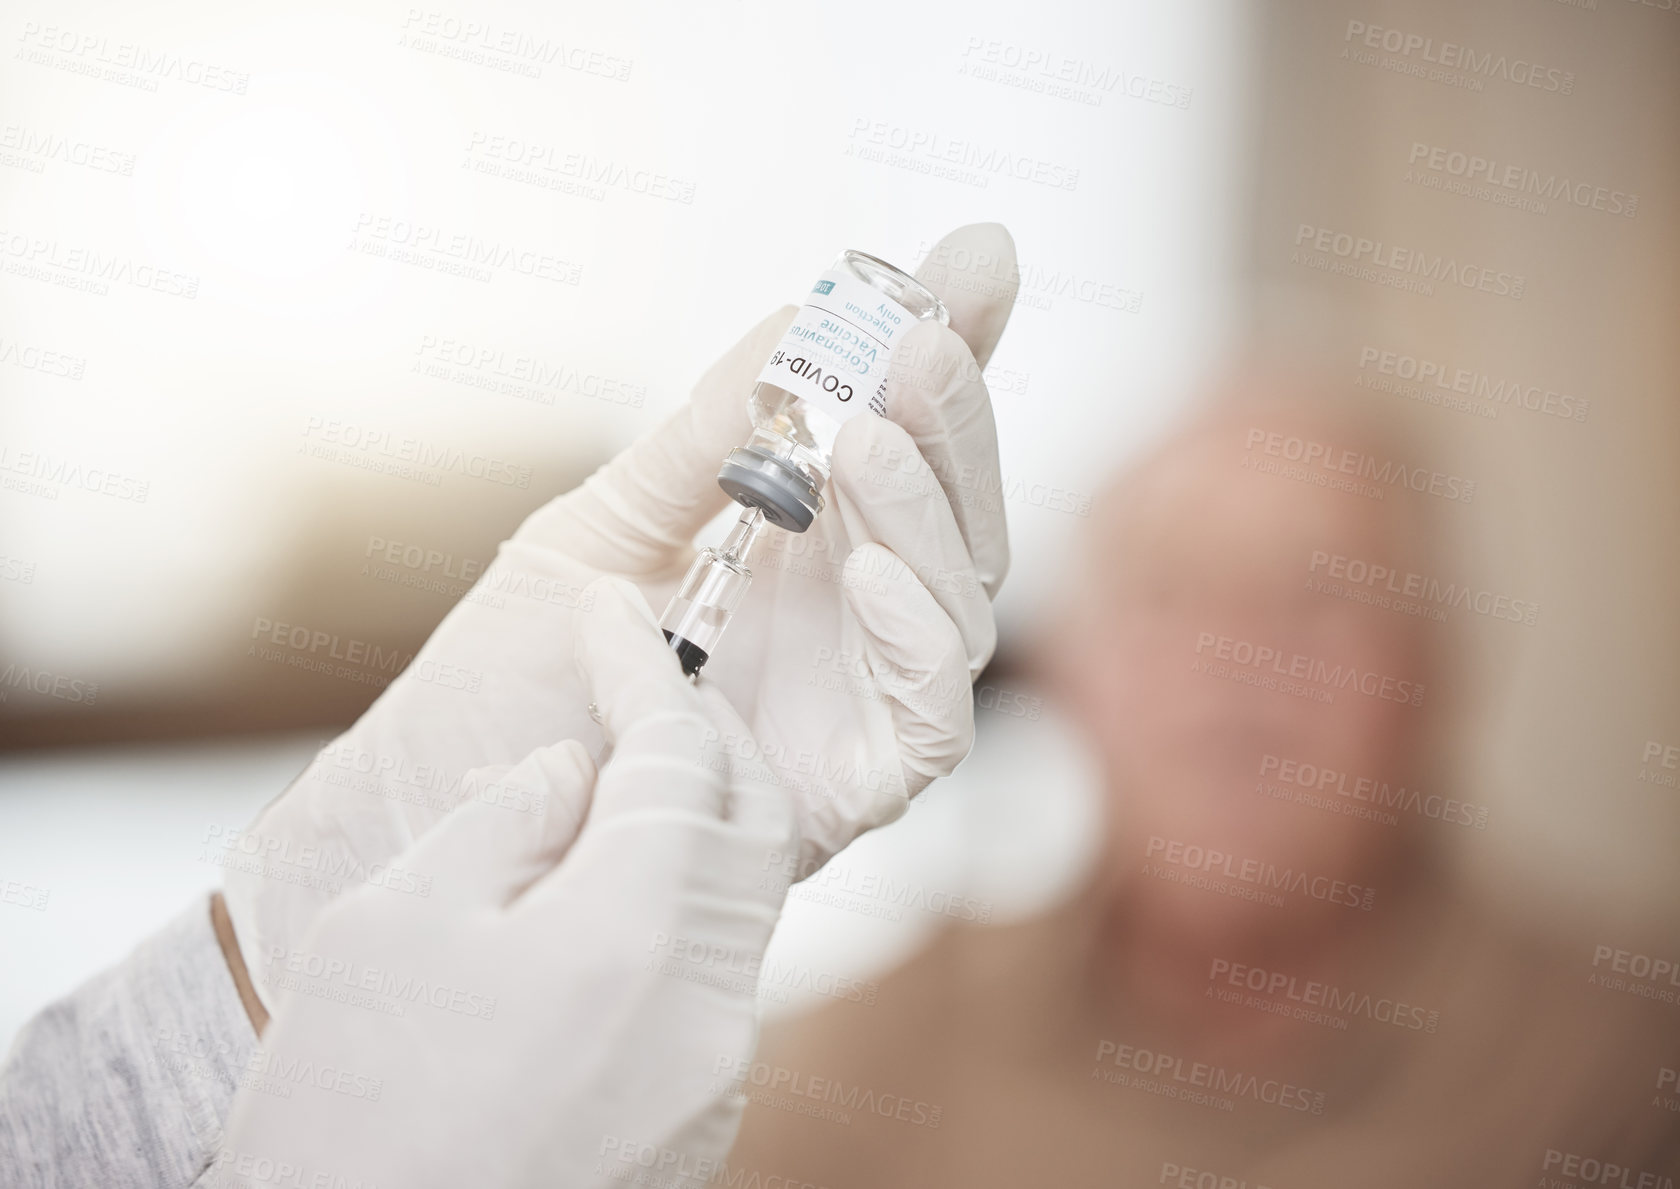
726, 927, 972, 1189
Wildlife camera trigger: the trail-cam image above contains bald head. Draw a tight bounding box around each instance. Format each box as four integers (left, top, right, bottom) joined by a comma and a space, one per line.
1041, 383, 1444, 947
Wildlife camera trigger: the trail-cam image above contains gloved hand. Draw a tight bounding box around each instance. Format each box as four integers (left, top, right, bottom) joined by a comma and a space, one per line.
212, 581, 795, 1189
223, 224, 1019, 1012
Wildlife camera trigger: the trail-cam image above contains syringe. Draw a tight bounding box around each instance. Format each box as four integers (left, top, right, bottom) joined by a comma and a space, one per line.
657, 506, 766, 678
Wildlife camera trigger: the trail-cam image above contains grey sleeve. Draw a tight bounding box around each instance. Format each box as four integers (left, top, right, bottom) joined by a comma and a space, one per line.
0, 895, 259, 1188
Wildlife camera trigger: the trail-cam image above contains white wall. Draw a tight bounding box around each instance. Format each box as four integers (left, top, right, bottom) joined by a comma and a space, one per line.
0, 0, 1249, 690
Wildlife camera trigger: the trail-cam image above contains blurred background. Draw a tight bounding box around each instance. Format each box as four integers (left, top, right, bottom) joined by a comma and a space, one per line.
2, 0, 1676, 1126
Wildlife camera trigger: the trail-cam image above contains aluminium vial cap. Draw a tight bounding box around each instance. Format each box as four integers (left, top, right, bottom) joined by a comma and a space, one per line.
716, 445, 819, 533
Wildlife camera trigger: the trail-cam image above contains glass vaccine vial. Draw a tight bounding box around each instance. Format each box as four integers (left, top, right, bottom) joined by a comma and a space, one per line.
719, 250, 949, 533
659, 249, 949, 676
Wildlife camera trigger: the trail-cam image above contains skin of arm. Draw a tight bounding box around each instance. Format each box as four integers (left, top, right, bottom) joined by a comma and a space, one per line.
210, 892, 268, 1037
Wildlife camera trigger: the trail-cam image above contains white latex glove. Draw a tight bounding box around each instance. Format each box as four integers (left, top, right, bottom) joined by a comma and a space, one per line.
212, 581, 795, 1189
223, 224, 1019, 1006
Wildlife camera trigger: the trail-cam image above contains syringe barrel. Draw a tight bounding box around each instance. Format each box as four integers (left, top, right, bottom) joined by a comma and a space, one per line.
658, 507, 766, 677
658, 547, 751, 676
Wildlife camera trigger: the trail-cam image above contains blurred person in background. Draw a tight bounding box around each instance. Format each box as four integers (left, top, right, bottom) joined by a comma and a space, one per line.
727, 384, 1680, 1187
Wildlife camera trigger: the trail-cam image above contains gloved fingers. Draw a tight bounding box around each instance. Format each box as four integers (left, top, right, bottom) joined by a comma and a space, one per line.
831, 415, 998, 678
860, 319, 1009, 600
913, 222, 1020, 371
839, 543, 977, 800
694, 681, 797, 846
572, 575, 727, 821
513, 305, 798, 575
397, 740, 596, 907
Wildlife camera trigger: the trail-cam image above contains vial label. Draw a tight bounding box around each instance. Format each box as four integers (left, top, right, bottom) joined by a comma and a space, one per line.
756, 269, 914, 424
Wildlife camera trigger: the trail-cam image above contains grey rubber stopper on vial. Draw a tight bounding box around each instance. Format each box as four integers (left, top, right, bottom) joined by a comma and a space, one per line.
716, 446, 819, 532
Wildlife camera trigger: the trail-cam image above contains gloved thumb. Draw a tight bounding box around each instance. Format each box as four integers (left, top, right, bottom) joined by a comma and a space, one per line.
913, 222, 1019, 371
512, 306, 796, 575
400, 741, 596, 907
